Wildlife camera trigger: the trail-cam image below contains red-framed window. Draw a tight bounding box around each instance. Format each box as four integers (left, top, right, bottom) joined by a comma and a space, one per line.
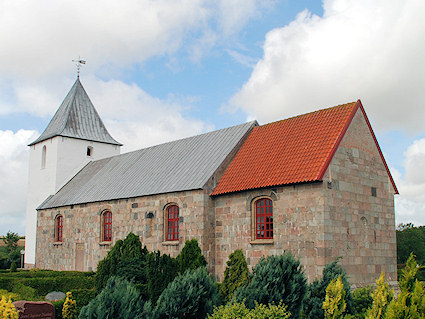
255, 198, 273, 239
166, 205, 179, 241
56, 215, 63, 242
103, 211, 112, 242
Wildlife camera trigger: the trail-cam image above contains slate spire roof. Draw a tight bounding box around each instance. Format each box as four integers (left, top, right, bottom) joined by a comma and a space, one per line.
29, 78, 122, 146
212, 100, 398, 196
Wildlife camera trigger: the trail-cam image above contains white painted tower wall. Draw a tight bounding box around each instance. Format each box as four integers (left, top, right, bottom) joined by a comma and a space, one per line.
25, 136, 120, 267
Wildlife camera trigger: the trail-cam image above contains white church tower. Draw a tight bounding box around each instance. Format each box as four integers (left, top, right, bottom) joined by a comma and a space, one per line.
25, 77, 122, 267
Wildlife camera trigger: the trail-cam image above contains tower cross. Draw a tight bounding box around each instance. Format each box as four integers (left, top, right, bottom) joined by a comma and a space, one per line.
72, 57, 86, 77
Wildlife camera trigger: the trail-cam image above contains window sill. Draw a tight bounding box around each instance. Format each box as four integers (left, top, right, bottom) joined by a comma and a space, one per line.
250, 239, 274, 245
53, 242, 63, 246
99, 241, 111, 246
162, 241, 179, 246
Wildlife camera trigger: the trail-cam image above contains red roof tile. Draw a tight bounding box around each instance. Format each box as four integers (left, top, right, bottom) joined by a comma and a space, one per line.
212, 100, 398, 196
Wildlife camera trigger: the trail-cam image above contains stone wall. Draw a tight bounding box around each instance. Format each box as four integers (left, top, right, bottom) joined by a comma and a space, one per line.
321, 108, 397, 286
214, 183, 326, 282
36, 189, 214, 272
213, 108, 397, 286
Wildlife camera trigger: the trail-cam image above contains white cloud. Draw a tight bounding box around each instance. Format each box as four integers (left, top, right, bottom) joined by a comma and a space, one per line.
0, 130, 38, 236
225, 0, 425, 132
395, 138, 425, 226
82, 77, 213, 152
0, 0, 270, 80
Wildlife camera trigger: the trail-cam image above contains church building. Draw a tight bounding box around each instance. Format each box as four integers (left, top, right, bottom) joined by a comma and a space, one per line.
26, 78, 398, 287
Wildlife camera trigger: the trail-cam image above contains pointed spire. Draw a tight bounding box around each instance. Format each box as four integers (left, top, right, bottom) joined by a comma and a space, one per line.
29, 78, 122, 146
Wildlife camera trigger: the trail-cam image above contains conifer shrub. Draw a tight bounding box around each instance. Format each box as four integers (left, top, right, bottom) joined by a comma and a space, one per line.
235, 252, 307, 318
364, 272, 393, 319
62, 292, 77, 319
153, 267, 220, 319
352, 286, 373, 319
95, 233, 148, 292
79, 277, 147, 319
208, 301, 291, 318
177, 239, 207, 274
220, 249, 249, 303
146, 251, 178, 303
384, 253, 425, 318
323, 276, 347, 319
303, 259, 353, 318
0, 295, 19, 319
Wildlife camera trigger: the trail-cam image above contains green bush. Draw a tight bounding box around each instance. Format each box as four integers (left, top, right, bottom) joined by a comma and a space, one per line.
323, 276, 346, 319
95, 233, 148, 292
352, 286, 373, 318
177, 239, 207, 274
208, 301, 291, 318
384, 254, 425, 318
12, 282, 37, 300
10, 262, 17, 272
235, 252, 307, 319
69, 288, 96, 315
303, 259, 353, 318
79, 277, 148, 319
146, 251, 178, 303
364, 272, 393, 319
153, 267, 220, 319
220, 249, 249, 303
52, 300, 64, 319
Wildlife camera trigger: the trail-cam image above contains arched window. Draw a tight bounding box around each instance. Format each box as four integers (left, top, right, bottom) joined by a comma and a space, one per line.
166, 205, 179, 241
55, 215, 63, 242
255, 198, 273, 239
41, 145, 47, 169
102, 211, 112, 242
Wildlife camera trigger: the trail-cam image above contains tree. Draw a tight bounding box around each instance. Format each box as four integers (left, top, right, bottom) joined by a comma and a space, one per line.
95, 233, 148, 292
153, 267, 220, 319
396, 223, 425, 264
303, 259, 354, 318
384, 253, 425, 318
364, 272, 393, 319
235, 252, 307, 319
177, 239, 207, 274
79, 277, 148, 319
323, 276, 347, 319
220, 249, 249, 302
1, 232, 20, 253
146, 251, 178, 303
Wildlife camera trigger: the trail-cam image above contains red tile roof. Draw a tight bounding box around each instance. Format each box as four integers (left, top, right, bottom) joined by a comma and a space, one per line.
212, 100, 398, 196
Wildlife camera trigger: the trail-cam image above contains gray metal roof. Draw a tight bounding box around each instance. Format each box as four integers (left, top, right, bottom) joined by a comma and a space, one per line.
29, 78, 122, 146
38, 121, 257, 209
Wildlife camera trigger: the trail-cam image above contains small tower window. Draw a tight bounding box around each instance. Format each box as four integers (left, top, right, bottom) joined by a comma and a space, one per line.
87, 146, 93, 157
41, 145, 47, 169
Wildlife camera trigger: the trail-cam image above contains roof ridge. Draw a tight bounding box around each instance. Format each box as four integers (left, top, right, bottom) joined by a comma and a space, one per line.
258, 101, 357, 127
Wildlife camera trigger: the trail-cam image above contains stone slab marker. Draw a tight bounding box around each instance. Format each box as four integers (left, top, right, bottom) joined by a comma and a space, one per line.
13, 301, 55, 319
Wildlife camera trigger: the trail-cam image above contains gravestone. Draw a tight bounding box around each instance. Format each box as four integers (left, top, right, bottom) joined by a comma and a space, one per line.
12, 301, 55, 319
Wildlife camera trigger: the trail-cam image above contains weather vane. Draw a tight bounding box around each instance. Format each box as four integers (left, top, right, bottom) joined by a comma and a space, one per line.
72, 57, 86, 78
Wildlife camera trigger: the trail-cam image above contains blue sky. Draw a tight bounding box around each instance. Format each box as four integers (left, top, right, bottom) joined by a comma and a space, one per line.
0, 0, 424, 235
